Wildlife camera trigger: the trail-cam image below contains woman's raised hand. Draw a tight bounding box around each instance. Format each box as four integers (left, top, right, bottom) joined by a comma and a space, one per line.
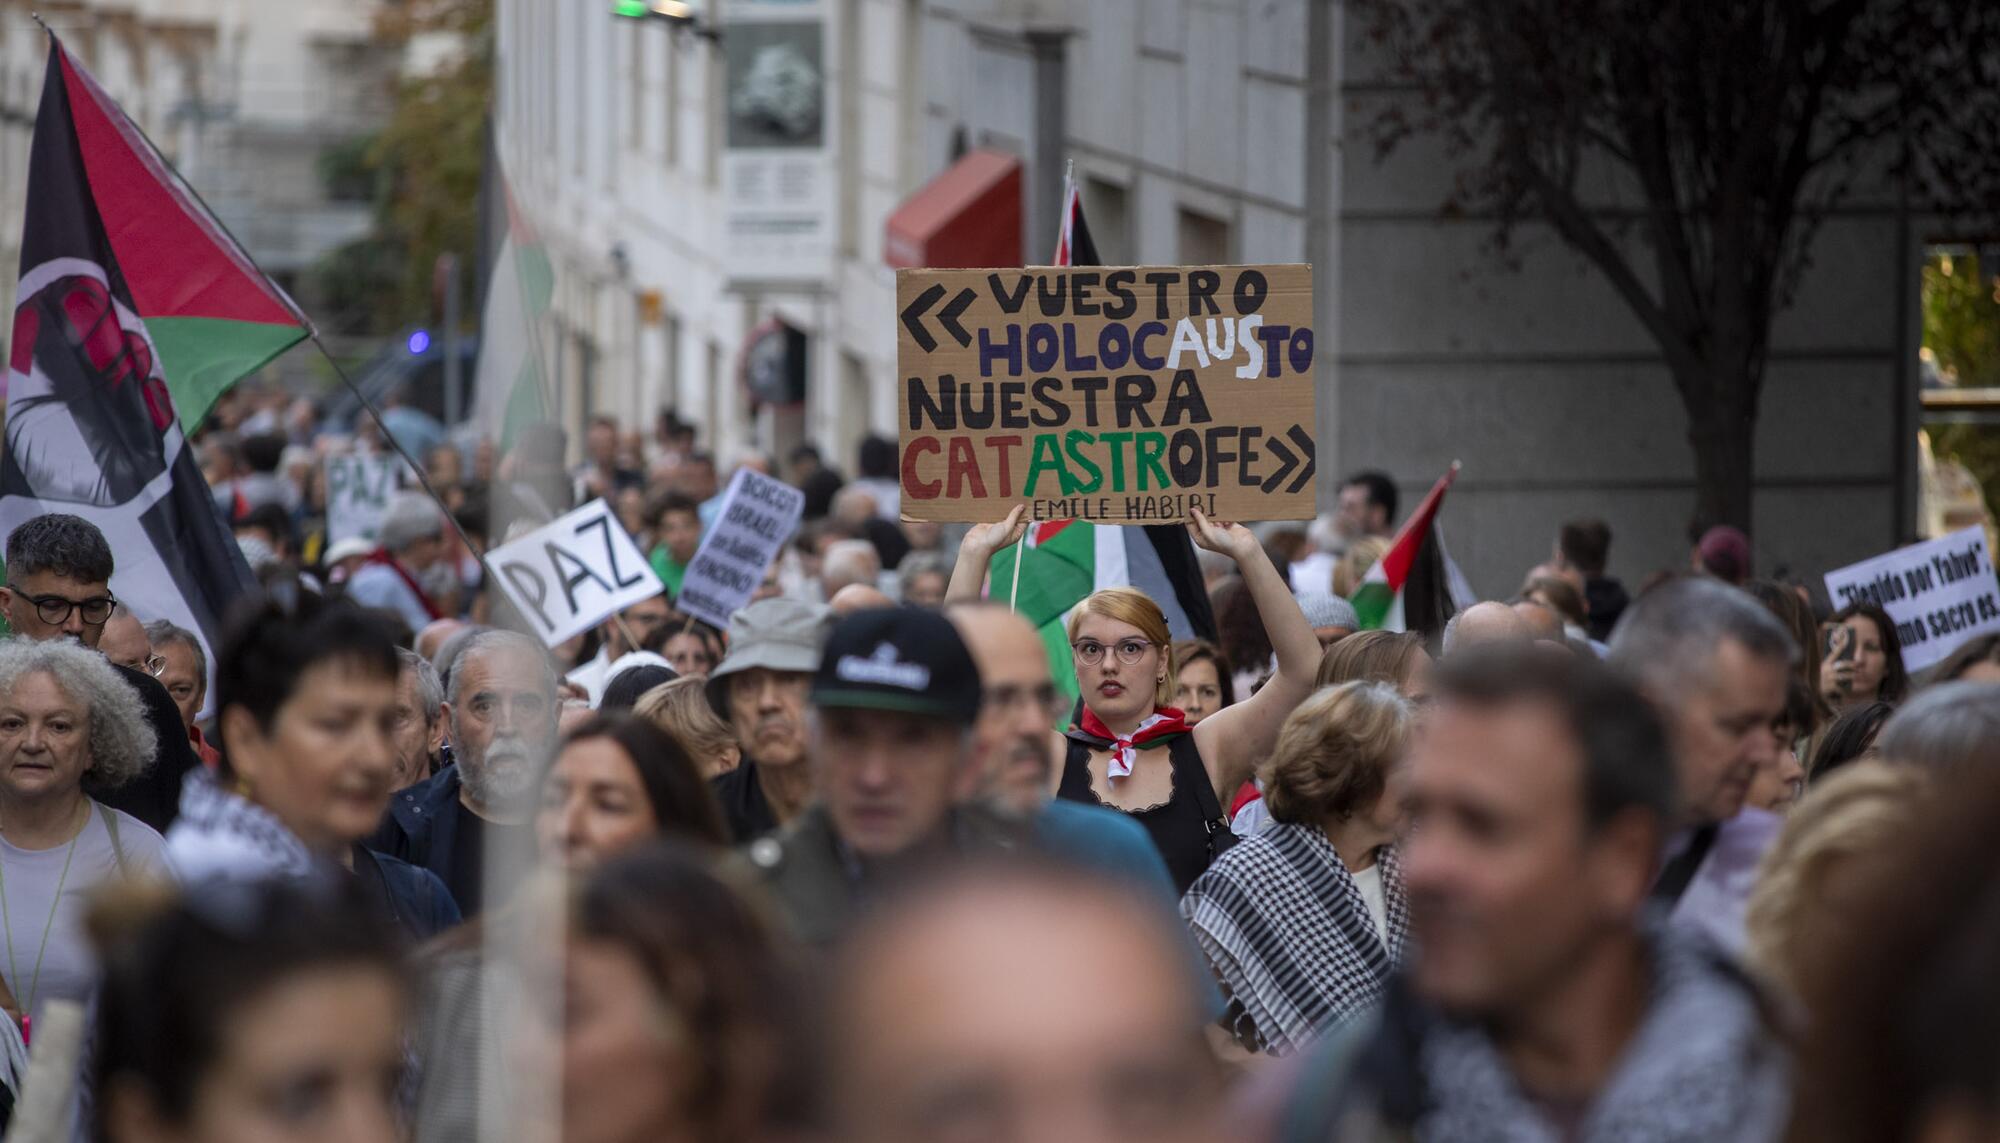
1186, 507, 1259, 564
962, 504, 1029, 562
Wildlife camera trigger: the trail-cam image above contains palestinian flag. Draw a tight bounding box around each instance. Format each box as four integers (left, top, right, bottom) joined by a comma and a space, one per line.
472, 154, 554, 448
1350, 463, 1461, 631
991, 517, 1219, 704
2, 37, 276, 683
987, 168, 1217, 703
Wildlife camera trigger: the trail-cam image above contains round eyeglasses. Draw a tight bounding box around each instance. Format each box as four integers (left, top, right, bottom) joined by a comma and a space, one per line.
25, 593, 116, 626
1070, 638, 1156, 666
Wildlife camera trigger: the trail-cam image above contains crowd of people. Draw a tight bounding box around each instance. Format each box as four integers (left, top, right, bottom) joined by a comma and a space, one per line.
0, 388, 1997, 1142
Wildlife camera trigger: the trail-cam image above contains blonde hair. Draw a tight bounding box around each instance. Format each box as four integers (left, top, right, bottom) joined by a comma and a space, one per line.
1315, 630, 1423, 691
1260, 681, 1411, 824
1066, 587, 1177, 707
1333, 537, 1390, 598
1744, 760, 1929, 993
635, 676, 740, 777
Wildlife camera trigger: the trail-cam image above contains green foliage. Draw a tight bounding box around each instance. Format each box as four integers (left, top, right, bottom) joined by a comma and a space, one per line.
1924, 252, 2000, 513
308, 0, 492, 336
1924, 254, 2000, 389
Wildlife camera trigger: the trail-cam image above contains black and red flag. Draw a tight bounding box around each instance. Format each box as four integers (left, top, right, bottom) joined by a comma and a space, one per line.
3, 36, 308, 680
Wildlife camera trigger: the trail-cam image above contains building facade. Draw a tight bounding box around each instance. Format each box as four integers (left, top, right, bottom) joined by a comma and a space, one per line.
0, 1, 395, 349
0, 0, 1911, 593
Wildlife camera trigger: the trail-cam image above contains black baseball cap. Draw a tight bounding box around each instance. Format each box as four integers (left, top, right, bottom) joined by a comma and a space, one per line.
811, 607, 983, 725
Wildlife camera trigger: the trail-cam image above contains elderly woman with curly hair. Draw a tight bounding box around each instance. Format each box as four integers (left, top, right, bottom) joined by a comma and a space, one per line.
0, 637, 169, 1033
1180, 681, 1413, 1056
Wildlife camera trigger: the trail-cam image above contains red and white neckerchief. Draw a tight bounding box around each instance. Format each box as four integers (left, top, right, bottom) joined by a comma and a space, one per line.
1076, 705, 1190, 779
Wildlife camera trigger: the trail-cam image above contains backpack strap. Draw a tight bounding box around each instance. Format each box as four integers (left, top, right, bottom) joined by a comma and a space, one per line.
96, 802, 129, 879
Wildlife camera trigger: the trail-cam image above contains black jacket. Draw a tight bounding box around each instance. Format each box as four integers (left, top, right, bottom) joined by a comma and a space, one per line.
95, 662, 201, 832
728, 804, 1028, 949
1585, 576, 1632, 643
353, 845, 461, 940
367, 764, 469, 891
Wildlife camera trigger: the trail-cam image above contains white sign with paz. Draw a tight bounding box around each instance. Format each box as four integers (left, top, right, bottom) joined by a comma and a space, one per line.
487, 499, 664, 647
1823, 525, 2000, 672
324, 454, 401, 543
675, 469, 806, 629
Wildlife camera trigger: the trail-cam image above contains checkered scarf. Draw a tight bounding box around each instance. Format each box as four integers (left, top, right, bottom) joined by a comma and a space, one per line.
1181, 821, 1408, 1056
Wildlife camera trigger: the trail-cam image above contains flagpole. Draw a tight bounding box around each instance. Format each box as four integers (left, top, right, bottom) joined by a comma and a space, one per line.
304, 332, 505, 597
1007, 528, 1027, 612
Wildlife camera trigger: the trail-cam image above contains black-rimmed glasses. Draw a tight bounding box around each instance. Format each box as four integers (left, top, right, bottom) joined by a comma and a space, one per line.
24, 593, 115, 626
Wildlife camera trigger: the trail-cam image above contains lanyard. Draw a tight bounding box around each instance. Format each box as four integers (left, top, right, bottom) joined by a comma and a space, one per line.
0, 801, 87, 1036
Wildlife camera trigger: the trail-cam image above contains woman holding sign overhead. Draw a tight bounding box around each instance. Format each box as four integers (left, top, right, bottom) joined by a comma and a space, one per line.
947, 505, 1320, 893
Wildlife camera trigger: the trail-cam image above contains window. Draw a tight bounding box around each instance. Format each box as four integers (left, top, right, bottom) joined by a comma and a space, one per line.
627, 28, 645, 148
1178, 207, 1230, 265
707, 339, 727, 443
839, 350, 871, 456
660, 25, 677, 163
1084, 177, 1131, 264
665, 312, 683, 413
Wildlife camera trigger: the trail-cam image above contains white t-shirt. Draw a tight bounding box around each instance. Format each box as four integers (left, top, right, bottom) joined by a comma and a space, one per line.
0, 802, 170, 1027
1352, 861, 1390, 943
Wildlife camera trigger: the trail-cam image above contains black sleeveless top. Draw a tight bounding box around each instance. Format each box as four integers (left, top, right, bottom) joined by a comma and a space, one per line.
1058, 729, 1216, 894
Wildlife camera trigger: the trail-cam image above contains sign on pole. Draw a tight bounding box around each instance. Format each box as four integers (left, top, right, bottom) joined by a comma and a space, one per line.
324, 454, 401, 543
676, 469, 806, 629
487, 499, 663, 647
896, 264, 1318, 524
1823, 526, 2000, 672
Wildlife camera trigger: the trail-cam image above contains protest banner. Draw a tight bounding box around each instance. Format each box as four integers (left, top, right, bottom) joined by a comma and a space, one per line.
487, 499, 663, 646
324, 454, 402, 544
676, 468, 806, 629
896, 264, 1318, 524
1823, 526, 2000, 672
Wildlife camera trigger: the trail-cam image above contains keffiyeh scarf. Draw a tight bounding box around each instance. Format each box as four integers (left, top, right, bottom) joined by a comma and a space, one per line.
165, 767, 318, 884
1181, 821, 1408, 1056
1068, 704, 1190, 778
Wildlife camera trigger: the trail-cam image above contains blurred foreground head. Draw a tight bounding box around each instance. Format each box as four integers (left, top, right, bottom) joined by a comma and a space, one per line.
547, 842, 809, 1143
1400, 644, 1673, 1019
826, 859, 1222, 1143
92, 878, 408, 1143
1787, 765, 2000, 1143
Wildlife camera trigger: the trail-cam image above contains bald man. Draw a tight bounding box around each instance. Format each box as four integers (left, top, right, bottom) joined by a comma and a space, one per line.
1513, 599, 1566, 643
1446, 600, 1532, 654
98, 605, 152, 673
415, 617, 466, 663
828, 863, 1226, 1143
828, 582, 895, 616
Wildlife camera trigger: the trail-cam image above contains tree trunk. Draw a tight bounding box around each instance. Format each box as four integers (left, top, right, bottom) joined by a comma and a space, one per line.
1681, 372, 1758, 538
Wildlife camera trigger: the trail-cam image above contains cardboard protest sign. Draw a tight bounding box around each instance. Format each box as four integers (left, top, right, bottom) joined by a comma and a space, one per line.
896, 264, 1317, 524
324, 454, 401, 543
676, 468, 805, 629
487, 499, 663, 646
1823, 526, 2000, 672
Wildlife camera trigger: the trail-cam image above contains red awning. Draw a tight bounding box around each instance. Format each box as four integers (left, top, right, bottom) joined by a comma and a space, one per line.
883, 149, 1023, 270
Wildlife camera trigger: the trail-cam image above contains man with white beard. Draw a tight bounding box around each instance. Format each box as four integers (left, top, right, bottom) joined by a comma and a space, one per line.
368, 629, 558, 914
